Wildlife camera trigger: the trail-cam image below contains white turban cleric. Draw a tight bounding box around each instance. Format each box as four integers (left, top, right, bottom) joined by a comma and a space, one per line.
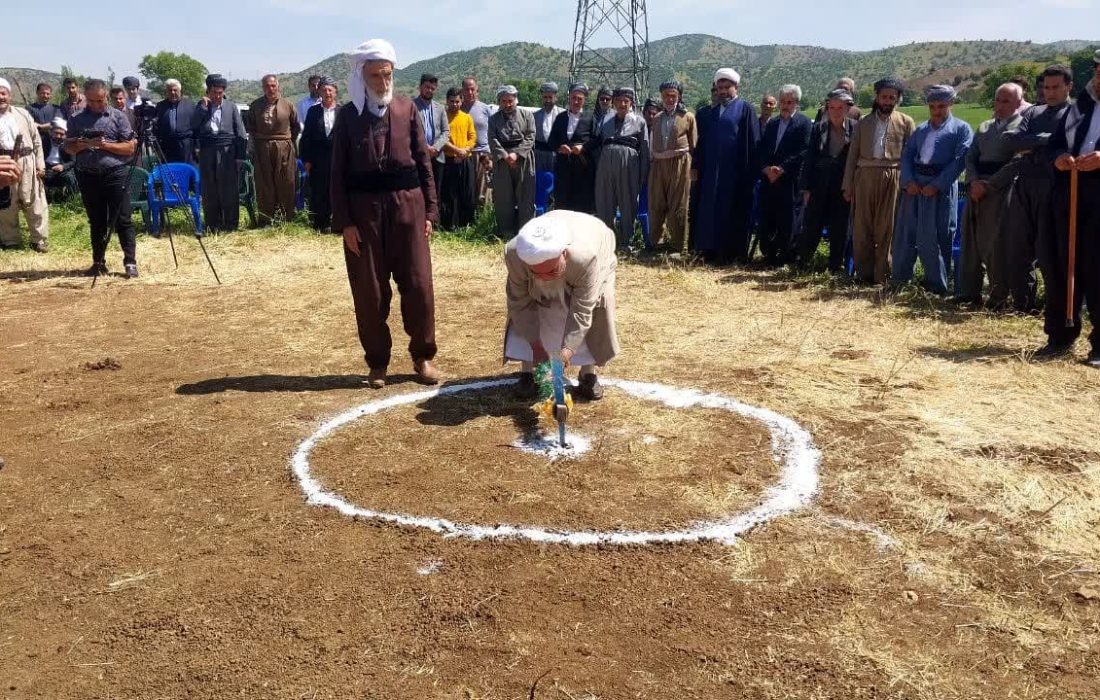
51, 116, 67, 131
713, 68, 740, 86
0, 78, 10, 92
516, 215, 574, 265
347, 39, 397, 115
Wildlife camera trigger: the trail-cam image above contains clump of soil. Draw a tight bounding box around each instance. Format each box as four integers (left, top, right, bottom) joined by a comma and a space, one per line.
83, 357, 122, 371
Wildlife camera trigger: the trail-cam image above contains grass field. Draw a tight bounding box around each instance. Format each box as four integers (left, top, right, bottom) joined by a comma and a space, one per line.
3, 200, 1098, 698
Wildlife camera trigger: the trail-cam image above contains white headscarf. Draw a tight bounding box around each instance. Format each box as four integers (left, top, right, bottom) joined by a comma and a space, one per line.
0, 78, 10, 92
347, 39, 397, 115
516, 214, 574, 265
713, 68, 740, 86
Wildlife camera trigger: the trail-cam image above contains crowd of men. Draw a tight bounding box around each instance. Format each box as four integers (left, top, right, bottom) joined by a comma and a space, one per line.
0, 47, 1098, 365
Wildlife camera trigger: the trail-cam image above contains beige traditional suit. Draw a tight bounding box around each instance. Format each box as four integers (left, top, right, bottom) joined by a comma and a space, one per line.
649, 109, 698, 252
504, 210, 620, 372
0, 106, 48, 247
246, 97, 300, 225
843, 109, 915, 283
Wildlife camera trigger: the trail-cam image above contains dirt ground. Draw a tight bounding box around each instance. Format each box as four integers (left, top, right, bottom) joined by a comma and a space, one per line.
1, 234, 1098, 699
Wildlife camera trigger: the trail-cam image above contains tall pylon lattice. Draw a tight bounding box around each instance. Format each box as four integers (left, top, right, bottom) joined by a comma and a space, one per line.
570, 0, 650, 96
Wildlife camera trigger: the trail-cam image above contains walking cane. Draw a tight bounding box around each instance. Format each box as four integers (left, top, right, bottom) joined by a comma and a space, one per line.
1066, 165, 1079, 328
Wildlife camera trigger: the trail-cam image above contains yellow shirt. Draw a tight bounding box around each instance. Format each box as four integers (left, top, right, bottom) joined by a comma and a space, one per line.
448, 110, 477, 151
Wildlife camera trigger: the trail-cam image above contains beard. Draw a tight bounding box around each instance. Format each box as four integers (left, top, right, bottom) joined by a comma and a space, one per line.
369, 85, 394, 107
875, 101, 895, 115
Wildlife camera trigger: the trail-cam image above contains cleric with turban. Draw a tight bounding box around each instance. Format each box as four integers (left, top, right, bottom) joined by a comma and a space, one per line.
331, 38, 442, 387
504, 210, 620, 401
891, 84, 973, 294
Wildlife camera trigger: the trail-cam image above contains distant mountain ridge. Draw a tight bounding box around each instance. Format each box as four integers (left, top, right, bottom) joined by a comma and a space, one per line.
4, 34, 1096, 106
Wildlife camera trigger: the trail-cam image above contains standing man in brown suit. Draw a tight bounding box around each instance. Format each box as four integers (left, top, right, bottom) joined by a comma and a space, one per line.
843, 78, 915, 284
332, 39, 441, 388
648, 80, 697, 255
247, 74, 300, 225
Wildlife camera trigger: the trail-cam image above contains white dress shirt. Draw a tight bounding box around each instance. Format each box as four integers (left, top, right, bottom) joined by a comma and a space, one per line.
323, 105, 336, 137
1078, 112, 1100, 155
566, 110, 581, 139
919, 120, 947, 164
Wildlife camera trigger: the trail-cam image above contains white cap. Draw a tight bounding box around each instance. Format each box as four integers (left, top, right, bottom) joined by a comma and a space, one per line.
51, 116, 67, 130
0, 78, 10, 92
714, 68, 741, 86
516, 215, 574, 265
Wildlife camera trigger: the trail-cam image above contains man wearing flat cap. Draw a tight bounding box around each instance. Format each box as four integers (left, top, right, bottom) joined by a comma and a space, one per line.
692, 68, 760, 263
1040, 51, 1100, 366
595, 87, 649, 250
843, 78, 915, 284
247, 74, 300, 225
413, 73, 449, 207
533, 82, 564, 175
192, 74, 247, 232
299, 76, 341, 232
332, 39, 441, 387
504, 209, 619, 401
798, 88, 859, 272
649, 80, 697, 255
892, 85, 973, 295
547, 83, 597, 214
488, 85, 536, 238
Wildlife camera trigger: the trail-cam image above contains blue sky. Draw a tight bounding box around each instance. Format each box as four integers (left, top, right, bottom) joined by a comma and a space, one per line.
5, 0, 1097, 82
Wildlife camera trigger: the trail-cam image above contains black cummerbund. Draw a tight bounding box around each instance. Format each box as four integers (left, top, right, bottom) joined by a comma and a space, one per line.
347, 166, 420, 193
604, 135, 641, 150
498, 139, 523, 149
976, 161, 1007, 177
534, 141, 555, 152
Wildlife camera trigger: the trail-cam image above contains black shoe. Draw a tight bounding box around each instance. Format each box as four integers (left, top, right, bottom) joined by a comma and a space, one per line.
574, 373, 603, 401
32, 241, 48, 254
1085, 351, 1100, 369
124, 263, 139, 279
84, 262, 108, 276
514, 372, 537, 399
1034, 341, 1074, 360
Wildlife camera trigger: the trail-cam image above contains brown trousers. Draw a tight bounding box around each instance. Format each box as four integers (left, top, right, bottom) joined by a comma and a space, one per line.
344, 188, 437, 370
648, 154, 691, 252
852, 166, 900, 283
253, 139, 297, 224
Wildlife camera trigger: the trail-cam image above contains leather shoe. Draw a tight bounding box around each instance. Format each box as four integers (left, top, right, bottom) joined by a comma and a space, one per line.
32, 241, 48, 253
366, 367, 386, 389
574, 373, 603, 401
1034, 341, 1074, 360
514, 372, 537, 399
84, 261, 108, 276
1085, 351, 1100, 369
413, 359, 440, 385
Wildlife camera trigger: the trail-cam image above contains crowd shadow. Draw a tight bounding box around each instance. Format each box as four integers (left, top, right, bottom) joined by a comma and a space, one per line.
916, 344, 1027, 363
0, 268, 89, 283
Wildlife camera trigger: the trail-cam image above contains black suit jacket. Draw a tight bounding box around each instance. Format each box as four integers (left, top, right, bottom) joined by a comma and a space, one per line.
799, 116, 859, 191
299, 102, 339, 167
155, 98, 195, 141
757, 112, 812, 178
547, 109, 596, 151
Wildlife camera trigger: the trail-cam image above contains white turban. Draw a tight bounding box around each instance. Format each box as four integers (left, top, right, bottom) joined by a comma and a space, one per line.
347, 39, 397, 115
713, 68, 740, 86
0, 78, 10, 92
51, 116, 67, 131
516, 215, 574, 265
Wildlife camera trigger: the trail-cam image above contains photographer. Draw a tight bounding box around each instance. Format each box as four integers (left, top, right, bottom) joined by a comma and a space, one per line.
64, 79, 139, 278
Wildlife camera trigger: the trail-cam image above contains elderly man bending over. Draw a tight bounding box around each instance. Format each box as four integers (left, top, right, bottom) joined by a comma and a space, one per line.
505, 210, 620, 401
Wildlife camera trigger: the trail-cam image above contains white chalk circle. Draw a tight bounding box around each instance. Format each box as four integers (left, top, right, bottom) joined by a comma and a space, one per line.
290, 378, 821, 546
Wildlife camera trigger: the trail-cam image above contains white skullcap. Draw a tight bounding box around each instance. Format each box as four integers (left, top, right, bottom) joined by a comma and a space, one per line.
713, 68, 740, 86
51, 116, 67, 130
516, 215, 574, 265
0, 78, 10, 92
347, 39, 398, 115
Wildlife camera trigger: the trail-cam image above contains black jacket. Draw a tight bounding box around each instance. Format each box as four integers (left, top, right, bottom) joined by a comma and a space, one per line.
756, 112, 812, 180
299, 102, 340, 166
155, 98, 195, 141
799, 116, 859, 191
547, 109, 596, 151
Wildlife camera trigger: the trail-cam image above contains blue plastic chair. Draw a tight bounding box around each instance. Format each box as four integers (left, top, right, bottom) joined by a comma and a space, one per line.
296, 159, 308, 211
148, 163, 203, 235
534, 170, 554, 216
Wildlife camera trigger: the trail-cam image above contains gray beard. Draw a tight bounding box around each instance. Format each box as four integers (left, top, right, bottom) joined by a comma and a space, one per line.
369, 87, 394, 107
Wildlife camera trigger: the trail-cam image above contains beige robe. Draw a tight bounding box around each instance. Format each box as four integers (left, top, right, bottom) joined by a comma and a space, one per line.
503, 210, 620, 366
0, 106, 48, 246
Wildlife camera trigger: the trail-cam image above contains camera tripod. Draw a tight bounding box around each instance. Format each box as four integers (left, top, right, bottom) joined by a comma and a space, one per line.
91, 116, 221, 288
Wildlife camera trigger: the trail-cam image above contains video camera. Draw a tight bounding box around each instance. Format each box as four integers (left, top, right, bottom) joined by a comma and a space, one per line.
134, 103, 158, 121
